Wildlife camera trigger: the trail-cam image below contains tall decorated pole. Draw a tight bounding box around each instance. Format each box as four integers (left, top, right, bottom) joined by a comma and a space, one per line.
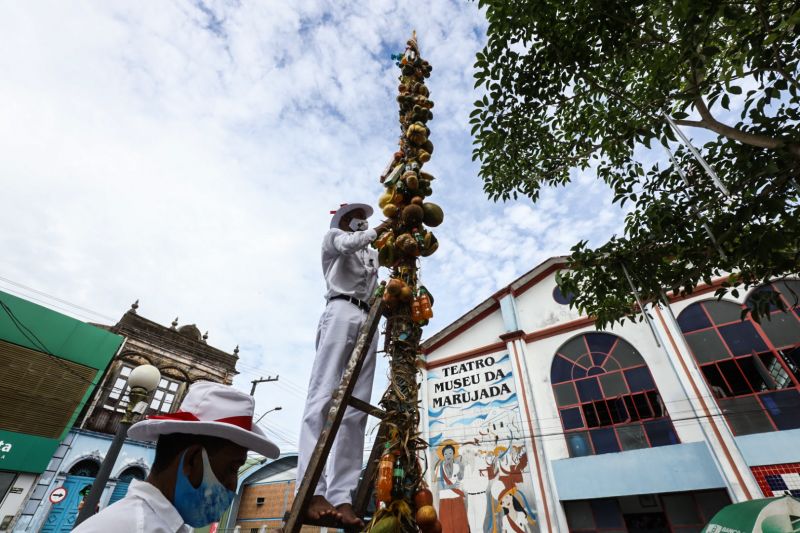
368, 32, 442, 532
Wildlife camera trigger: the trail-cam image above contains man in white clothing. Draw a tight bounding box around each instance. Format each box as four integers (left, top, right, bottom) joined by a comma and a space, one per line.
297, 203, 389, 526
73, 382, 280, 532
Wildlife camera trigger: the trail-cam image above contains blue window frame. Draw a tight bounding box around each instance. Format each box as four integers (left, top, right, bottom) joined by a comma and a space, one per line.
678, 281, 800, 436
560, 407, 584, 430
575, 377, 602, 402
677, 303, 712, 332
551, 333, 679, 457
625, 366, 656, 392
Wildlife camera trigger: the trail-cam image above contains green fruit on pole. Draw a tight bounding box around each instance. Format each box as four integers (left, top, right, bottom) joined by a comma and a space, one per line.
422, 202, 444, 227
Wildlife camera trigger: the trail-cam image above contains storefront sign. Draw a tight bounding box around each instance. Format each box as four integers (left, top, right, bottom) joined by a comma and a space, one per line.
0, 439, 11, 458
0, 430, 60, 474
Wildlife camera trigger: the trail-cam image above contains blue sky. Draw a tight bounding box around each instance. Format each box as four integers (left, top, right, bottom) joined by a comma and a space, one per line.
0, 1, 628, 454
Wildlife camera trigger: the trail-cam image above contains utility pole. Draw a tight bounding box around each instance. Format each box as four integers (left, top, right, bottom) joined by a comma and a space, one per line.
250, 375, 278, 396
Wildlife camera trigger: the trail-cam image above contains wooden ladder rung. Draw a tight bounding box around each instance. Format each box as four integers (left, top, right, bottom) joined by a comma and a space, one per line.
348, 397, 386, 419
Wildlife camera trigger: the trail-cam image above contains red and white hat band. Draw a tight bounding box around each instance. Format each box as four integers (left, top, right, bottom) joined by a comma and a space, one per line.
146, 411, 252, 431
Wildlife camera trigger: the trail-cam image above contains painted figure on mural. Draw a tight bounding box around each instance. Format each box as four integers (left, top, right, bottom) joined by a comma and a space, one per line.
433, 440, 470, 532
497, 487, 534, 533
482, 441, 538, 533
499, 445, 528, 490
427, 355, 539, 533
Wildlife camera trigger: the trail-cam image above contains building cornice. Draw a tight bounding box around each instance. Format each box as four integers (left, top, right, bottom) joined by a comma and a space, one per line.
425, 341, 507, 370
421, 256, 569, 353
109, 311, 238, 368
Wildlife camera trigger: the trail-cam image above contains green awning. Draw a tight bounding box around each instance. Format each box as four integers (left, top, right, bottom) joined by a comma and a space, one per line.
702, 495, 800, 533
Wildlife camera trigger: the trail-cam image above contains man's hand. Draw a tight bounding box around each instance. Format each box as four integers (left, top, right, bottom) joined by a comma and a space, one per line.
373, 220, 392, 235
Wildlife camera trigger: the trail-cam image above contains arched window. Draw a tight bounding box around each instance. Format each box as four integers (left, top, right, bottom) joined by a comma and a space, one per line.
68, 458, 100, 478
117, 466, 145, 483
677, 280, 800, 435
551, 332, 678, 457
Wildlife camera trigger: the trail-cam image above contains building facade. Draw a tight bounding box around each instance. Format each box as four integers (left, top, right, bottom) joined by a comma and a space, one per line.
421, 257, 800, 532
14, 302, 240, 532
224, 454, 321, 533
0, 290, 123, 532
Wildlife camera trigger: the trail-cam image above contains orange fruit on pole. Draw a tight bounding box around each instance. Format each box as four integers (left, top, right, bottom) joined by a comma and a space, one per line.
413, 488, 434, 508
416, 505, 437, 531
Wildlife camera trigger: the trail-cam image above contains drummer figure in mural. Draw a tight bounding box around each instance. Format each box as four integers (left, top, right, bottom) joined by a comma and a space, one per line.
433, 440, 469, 532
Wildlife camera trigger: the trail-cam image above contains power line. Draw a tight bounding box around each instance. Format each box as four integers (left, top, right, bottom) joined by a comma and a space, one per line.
0, 275, 116, 321
2, 291, 794, 449
253, 413, 299, 443
0, 297, 103, 387
423, 405, 795, 446
260, 425, 298, 446
237, 365, 308, 395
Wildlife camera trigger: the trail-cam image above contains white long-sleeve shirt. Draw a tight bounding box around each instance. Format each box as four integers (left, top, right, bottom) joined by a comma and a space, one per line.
322, 228, 379, 303
72, 479, 192, 533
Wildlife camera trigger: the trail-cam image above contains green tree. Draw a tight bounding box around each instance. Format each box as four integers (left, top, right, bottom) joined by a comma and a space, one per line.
471, 0, 800, 327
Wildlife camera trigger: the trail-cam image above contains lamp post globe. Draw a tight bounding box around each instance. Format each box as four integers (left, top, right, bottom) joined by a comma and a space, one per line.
74, 363, 161, 527
128, 364, 161, 392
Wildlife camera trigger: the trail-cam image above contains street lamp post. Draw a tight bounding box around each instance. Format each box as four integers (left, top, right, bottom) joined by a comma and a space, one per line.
255, 406, 282, 425
73, 364, 161, 527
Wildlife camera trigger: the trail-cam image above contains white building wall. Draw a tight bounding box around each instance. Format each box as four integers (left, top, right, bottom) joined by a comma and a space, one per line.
514, 277, 581, 333
519, 278, 761, 503
506, 337, 568, 532
652, 297, 761, 500
421, 268, 779, 531
424, 306, 506, 362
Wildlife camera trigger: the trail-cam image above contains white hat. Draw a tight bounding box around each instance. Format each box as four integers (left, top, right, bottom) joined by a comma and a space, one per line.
128, 382, 280, 459
329, 203, 374, 229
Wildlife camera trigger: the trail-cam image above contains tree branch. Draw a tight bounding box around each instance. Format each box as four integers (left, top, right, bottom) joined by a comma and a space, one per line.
774, 65, 800, 91
691, 95, 798, 154
674, 119, 705, 128
754, 0, 800, 91
583, 72, 660, 119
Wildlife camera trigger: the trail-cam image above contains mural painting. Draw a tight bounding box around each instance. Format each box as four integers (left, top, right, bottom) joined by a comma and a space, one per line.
427, 353, 539, 533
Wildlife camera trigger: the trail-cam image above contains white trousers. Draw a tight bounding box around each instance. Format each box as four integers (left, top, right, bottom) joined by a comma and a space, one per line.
296, 299, 378, 507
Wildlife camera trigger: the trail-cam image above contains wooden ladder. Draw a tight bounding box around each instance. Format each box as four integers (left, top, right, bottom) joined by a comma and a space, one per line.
283, 297, 389, 533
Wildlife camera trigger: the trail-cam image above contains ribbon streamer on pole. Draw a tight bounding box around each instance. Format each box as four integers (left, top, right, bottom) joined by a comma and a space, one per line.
663, 112, 732, 198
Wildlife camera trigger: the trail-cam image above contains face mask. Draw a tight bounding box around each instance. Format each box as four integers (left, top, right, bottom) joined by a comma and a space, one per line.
173, 448, 235, 527
349, 218, 368, 231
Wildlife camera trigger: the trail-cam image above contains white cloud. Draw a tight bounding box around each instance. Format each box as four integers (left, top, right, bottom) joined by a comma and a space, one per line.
0, 0, 622, 453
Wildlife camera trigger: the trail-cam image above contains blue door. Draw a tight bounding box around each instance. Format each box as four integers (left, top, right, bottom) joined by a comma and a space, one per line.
107, 466, 145, 506
107, 481, 130, 506
41, 475, 95, 533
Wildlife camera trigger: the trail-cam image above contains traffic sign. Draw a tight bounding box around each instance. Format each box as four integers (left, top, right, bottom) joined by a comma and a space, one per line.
49, 487, 68, 504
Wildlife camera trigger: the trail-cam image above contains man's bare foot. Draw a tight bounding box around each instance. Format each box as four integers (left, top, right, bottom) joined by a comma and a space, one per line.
336, 503, 364, 527
306, 495, 341, 521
